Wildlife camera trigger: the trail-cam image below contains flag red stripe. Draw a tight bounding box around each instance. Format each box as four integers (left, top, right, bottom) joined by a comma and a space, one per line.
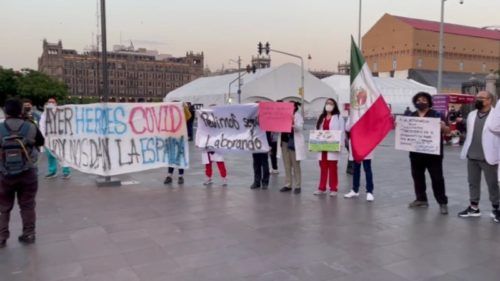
350, 96, 394, 162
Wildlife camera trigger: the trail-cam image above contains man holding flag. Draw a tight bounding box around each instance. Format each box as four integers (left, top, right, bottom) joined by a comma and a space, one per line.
346, 37, 393, 201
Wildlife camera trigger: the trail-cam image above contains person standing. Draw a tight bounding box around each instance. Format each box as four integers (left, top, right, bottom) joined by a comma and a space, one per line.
404, 106, 412, 116
278, 102, 306, 194
202, 151, 227, 186
344, 117, 375, 201
407, 92, 450, 215
458, 91, 499, 219
251, 132, 271, 190
186, 102, 195, 142
487, 91, 500, 223
164, 168, 184, 185
313, 98, 343, 196
0, 98, 45, 247
268, 131, 279, 174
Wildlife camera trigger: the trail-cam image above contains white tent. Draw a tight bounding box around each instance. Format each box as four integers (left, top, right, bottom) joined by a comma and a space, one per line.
322, 75, 437, 114
165, 63, 338, 118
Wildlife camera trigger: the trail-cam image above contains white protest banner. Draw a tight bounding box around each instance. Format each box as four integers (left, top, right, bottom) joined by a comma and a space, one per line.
395, 115, 441, 155
195, 104, 270, 153
308, 130, 342, 152
40, 102, 189, 176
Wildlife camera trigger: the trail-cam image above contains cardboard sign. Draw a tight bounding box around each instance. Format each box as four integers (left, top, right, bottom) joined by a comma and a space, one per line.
258, 102, 294, 132
395, 115, 441, 155
308, 130, 342, 152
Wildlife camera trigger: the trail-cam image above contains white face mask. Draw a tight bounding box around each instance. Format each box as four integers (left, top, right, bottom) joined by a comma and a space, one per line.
325, 104, 334, 112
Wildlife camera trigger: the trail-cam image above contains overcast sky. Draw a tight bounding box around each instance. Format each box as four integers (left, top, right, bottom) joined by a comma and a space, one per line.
1, 0, 498, 71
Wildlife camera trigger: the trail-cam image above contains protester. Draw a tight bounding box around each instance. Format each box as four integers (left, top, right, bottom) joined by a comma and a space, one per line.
41, 98, 71, 179
344, 117, 375, 201
202, 151, 227, 186
185, 102, 195, 141
278, 101, 306, 194
268, 131, 279, 174
407, 92, 450, 215
313, 98, 343, 196
164, 168, 184, 185
0, 98, 45, 247
458, 91, 499, 219
487, 91, 500, 223
22, 99, 40, 125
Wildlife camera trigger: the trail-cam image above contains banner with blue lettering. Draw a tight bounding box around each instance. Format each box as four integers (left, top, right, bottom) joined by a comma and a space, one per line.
40, 102, 189, 176
195, 104, 270, 153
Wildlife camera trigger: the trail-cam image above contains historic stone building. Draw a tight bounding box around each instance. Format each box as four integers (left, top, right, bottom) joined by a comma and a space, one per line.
38, 40, 204, 101
362, 14, 500, 92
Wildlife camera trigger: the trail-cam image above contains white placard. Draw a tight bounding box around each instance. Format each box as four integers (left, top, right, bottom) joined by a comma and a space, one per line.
195, 104, 270, 153
395, 115, 441, 155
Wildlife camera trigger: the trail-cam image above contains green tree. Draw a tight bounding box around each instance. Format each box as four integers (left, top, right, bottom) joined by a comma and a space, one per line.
0, 67, 20, 106
16, 69, 68, 107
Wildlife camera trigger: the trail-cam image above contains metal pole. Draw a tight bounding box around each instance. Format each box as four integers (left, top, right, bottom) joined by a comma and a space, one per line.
437, 0, 445, 93
100, 0, 109, 102
358, 0, 362, 48
300, 58, 304, 117
237, 56, 242, 104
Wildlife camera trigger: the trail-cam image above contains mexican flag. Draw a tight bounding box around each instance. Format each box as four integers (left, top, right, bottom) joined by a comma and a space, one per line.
349, 37, 394, 162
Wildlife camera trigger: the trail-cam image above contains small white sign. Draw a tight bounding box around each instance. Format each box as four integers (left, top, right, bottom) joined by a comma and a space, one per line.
395, 116, 441, 155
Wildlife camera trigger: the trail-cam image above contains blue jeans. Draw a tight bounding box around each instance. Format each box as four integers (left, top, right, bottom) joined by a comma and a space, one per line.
353, 160, 373, 193
46, 150, 71, 176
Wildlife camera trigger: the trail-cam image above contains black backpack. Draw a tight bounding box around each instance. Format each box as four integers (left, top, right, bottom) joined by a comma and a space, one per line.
0, 122, 34, 176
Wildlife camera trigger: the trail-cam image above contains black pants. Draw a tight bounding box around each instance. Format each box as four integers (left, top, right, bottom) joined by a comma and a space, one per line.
253, 153, 270, 186
269, 141, 278, 170
0, 169, 38, 240
187, 121, 194, 141
167, 167, 184, 176
410, 155, 448, 204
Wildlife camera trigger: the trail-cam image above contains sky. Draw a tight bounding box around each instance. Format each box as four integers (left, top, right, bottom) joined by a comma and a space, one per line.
1, 0, 499, 72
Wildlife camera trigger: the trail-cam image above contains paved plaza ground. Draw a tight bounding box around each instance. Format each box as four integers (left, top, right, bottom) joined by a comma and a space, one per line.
1, 130, 500, 281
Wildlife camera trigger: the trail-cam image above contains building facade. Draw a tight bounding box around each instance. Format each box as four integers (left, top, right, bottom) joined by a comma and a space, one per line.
38, 40, 204, 101
362, 14, 500, 92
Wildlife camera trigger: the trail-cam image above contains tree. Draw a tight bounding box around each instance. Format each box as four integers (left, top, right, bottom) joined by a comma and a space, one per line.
0, 67, 20, 106
16, 68, 68, 107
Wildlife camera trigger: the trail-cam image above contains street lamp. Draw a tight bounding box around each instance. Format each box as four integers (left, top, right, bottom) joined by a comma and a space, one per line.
437, 0, 464, 93
229, 56, 242, 103
258, 42, 305, 117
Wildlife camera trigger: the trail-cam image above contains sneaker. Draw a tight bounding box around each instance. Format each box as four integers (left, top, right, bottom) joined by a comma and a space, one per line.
44, 172, 57, 179
408, 200, 429, 208
262, 184, 268, 190
61, 174, 71, 180
293, 188, 301, 194
18, 234, 35, 244
164, 176, 173, 184
280, 187, 292, 192
494, 212, 500, 223
440, 204, 448, 215
313, 190, 327, 195
329, 191, 338, 197
222, 178, 228, 187
270, 169, 279, 174
178, 177, 184, 185
366, 193, 374, 202
250, 183, 261, 189
458, 206, 481, 218
203, 178, 213, 186
344, 190, 359, 199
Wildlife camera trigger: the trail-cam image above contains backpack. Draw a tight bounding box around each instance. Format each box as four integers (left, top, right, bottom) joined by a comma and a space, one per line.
0, 122, 34, 176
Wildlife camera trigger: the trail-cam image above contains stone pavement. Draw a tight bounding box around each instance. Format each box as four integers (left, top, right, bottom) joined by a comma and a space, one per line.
1, 131, 500, 281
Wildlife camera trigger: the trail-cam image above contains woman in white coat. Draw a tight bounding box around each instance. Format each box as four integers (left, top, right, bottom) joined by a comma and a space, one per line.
202, 151, 227, 186
344, 117, 375, 201
278, 102, 307, 194
313, 98, 344, 196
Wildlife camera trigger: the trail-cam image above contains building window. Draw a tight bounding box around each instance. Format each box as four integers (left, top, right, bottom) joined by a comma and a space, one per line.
482, 63, 487, 72
392, 58, 397, 70
417, 58, 423, 68
459, 61, 464, 71
373, 62, 378, 72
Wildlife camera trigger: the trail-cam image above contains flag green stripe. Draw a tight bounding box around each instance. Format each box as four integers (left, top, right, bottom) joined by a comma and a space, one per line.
350, 36, 366, 83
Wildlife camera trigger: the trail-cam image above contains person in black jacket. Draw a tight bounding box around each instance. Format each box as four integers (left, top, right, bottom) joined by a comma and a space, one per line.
0, 98, 44, 247
407, 92, 450, 215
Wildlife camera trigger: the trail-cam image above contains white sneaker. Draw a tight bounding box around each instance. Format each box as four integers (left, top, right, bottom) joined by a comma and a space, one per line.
366, 193, 374, 202
313, 190, 327, 195
329, 191, 338, 197
344, 190, 359, 198
203, 178, 213, 186
221, 178, 228, 186
270, 169, 279, 174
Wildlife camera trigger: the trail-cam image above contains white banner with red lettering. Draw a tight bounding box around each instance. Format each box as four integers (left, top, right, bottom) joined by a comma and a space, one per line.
40, 102, 189, 176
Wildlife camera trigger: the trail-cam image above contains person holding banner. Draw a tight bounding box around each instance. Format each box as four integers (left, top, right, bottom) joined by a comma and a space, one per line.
458, 91, 499, 220
251, 132, 272, 189
407, 92, 450, 215
344, 117, 374, 201
202, 151, 227, 186
278, 102, 306, 194
312, 98, 344, 196
164, 168, 184, 185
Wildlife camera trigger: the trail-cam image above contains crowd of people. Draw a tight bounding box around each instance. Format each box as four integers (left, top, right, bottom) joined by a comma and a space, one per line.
1, 90, 499, 248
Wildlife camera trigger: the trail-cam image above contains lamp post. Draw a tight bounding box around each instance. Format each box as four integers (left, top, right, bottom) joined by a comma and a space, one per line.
229, 56, 242, 103
437, 0, 464, 94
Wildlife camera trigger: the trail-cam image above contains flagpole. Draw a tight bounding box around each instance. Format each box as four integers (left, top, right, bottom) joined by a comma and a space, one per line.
358, 0, 362, 48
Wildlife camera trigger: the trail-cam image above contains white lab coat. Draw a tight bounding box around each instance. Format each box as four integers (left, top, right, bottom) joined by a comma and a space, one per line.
316, 115, 345, 161
487, 105, 500, 179
460, 107, 499, 165
277, 112, 307, 161
201, 151, 224, 165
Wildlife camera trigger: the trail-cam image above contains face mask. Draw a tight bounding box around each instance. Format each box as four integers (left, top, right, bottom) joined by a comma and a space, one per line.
415, 103, 428, 111
475, 100, 484, 110
325, 104, 334, 112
